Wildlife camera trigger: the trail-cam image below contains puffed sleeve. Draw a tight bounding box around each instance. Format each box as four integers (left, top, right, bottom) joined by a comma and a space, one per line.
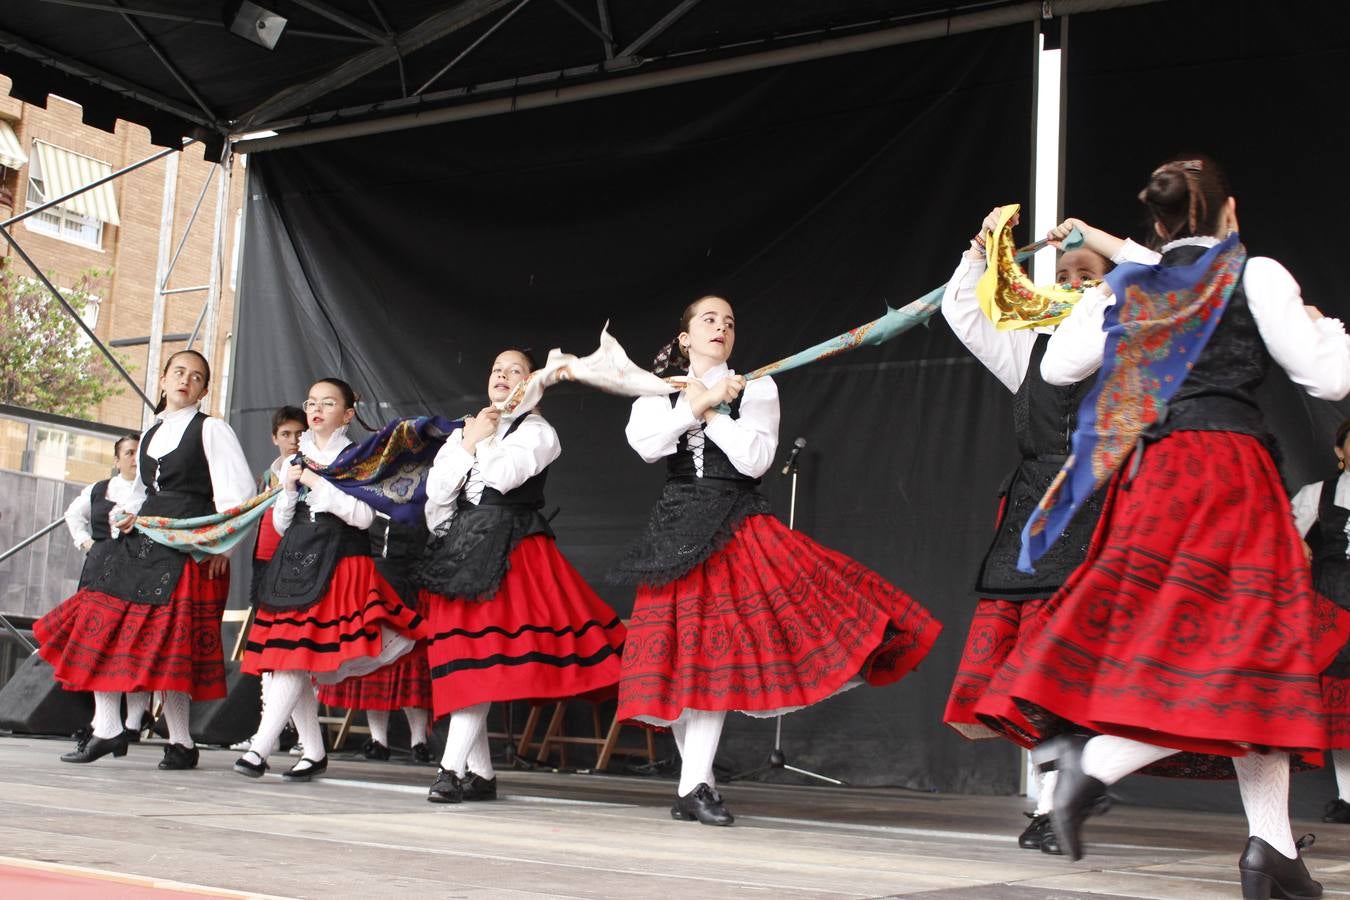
625, 393, 699, 463
703, 376, 780, 479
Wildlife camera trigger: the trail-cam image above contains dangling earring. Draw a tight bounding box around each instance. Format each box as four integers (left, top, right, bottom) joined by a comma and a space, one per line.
1339, 458, 1345, 471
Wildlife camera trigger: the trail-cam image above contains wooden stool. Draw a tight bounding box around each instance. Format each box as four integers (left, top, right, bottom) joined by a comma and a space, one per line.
519, 698, 656, 771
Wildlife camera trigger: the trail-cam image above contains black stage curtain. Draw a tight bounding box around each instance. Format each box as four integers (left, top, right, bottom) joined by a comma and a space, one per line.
235, 26, 1036, 792
1062, 0, 1350, 817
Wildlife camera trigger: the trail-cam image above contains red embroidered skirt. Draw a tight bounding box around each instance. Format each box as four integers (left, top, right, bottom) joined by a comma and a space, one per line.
943, 596, 1052, 745
617, 513, 942, 724
242, 556, 424, 676
422, 535, 626, 718
318, 644, 433, 712
974, 430, 1350, 757
35, 557, 229, 700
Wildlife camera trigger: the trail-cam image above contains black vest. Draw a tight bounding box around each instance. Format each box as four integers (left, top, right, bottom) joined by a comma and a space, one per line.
86, 413, 214, 605
1311, 478, 1350, 609
76, 479, 118, 590
975, 336, 1106, 598
1145, 244, 1273, 446
258, 485, 373, 612
369, 515, 430, 609
88, 479, 114, 541
610, 393, 771, 586
416, 413, 556, 601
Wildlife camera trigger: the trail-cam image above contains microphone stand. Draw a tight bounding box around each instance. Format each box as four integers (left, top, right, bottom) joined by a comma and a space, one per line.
729, 449, 843, 786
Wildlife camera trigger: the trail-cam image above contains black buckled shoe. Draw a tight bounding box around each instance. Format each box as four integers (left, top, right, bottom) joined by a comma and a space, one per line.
1321, 799, 1350, 824
233, 750, 268, 778
409, 743, 432, 765
461, 771, 498, 801
1239, 834, 1322, 900
427, 768, 463, 804
283, 756, 328, 782
1047, 735, 1108, 862
671, 784, 734, 826
61, 732, 128, 764
1019, 813, 1051, 850
158, 743, 200, 770
1040, 821, 1064, 856
362, 738, 391, 761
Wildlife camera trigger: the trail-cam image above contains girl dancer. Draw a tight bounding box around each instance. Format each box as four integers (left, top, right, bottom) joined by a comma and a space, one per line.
939, 208, 1157, 853
318, 514, 434, 764
1291, 419, 1350, 824
419, 349, 626, 803
62, 434, 154, 744
614, 296, 942, 826
238, 378, 423, 781
983, 158, 1350, 898
37, 350, 254, 768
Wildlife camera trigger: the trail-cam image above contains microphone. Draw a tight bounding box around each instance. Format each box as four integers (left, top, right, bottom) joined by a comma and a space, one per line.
780, 436, 807, 475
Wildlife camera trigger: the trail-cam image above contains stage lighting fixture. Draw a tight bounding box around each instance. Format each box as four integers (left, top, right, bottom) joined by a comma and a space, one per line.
224, 1, 287, 50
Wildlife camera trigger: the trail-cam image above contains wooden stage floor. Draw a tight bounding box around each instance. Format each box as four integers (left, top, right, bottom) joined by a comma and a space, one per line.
0, 735, 1347, 899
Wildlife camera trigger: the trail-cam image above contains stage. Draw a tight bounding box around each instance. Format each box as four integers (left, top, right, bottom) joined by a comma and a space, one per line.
0, 736, 1346, 899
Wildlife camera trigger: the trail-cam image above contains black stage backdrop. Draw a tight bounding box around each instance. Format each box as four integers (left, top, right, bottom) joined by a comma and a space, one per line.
1061, 0, 1350, 816
233, 2, 1350, 801
235, 25, 1036, 793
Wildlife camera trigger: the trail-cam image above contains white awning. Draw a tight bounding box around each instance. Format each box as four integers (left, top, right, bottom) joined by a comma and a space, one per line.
0, 121, 25, 170
32, 140, 120, 226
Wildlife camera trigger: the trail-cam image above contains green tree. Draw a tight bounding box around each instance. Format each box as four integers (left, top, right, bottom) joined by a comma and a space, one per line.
0, 258, 126, 418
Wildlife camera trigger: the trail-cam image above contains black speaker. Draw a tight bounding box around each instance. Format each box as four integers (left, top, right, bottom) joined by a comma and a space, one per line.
187, 661, 262, 746
0, 654, 92, 735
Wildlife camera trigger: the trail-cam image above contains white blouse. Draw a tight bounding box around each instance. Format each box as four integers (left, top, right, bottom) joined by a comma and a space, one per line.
1291, 472, 1350, 539
64, 474, 139, 547
120, 405, 255, 517
272, 426, 375, 534
940, 238, 1161, 393
424, 412, 561, 533
1042, 238, 1350, 399
625, 363, 779, 478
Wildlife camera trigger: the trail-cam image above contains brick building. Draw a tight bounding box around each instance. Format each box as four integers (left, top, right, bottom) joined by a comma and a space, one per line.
0, 73, 247, 436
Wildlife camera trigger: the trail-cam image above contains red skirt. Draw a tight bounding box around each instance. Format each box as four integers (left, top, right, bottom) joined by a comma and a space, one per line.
617, 513, 942, 723
974, 430, 1350, 757
422, 535, 626, 718
35, 558, 229, 700
943, 596, 1051, 745
318, 644, 433, 712
242, 556, 425, 676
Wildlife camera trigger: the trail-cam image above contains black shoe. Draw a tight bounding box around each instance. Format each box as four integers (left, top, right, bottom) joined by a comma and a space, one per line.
1040, 822, 1064, 856
60, 732, 128, 764
1239, 834, 1322, 900
671, 783, 734, 826
1047, 735, 1108, 862
427, 768, 463, 804
123, 728, 141, 744
233, 750, 268, 778
158, 743, 199, 770
363, 738, 391, 761
1019, 813, 1051, 850
409, 743, 432, 765
461, 771, 498, 801
1321, 799, 1350, 824
283, 756, 328, 782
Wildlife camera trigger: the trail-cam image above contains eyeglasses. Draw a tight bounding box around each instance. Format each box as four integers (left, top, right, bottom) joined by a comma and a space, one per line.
302, 399, 341, 412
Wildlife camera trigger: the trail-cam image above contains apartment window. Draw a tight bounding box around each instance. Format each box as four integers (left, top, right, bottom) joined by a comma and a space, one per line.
26, 166, 103, 249
24, 141, 121, 250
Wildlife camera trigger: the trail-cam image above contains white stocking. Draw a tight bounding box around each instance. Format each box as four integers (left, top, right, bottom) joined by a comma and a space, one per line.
465, 711, 494, 780
1080, 735, 1178, 785
441, 702, 490, 776
162, 690, 193, 749
290, 678, 325, 761
1334, 750, 1350, 800
1033, 769, 1058, 816
92, 691, 123, 739
405, 707, 429, 747
367, 709, 390, 746
676, 709, 726, 797
248, 670, 308, 759
123, 691, 151, 731
1235, 752, 1296, 859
